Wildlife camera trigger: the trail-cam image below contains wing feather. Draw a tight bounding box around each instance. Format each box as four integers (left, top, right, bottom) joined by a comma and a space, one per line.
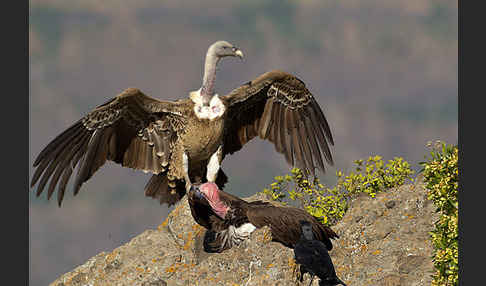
247, 204, 338, 249
312, 98, 334, 145
31, 123, 85, 187
297, 116, 315, 177
73, 129, 104, 195
283, 108, 294, 166
31, 88, 186, 206
46, 132, 91, 200
33, 120, 85, 167
303, 109, 325, 173
308, 105, 334, 165
222, 70, 334, 177
258, 98, 274, 139
272, 103, 283, 153
278, 105, 288, 157
56, 142, 87, 206
290, 111, 306, 171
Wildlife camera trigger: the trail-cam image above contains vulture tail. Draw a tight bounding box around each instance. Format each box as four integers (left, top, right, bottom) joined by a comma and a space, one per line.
144, 173, 185, 206
144, 169, 228, 206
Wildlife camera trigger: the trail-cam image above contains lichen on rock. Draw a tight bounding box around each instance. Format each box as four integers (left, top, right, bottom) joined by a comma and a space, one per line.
50, 177, 437, 286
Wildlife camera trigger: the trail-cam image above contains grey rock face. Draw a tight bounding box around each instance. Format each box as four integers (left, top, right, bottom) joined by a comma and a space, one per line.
50, 178, 437, 286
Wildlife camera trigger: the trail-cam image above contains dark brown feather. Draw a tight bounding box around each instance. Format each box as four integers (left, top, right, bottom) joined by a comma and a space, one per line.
188, 183, 339, 252
312, 98, 334, 145
144, 174, 202, 206
222, 70, 334, 178
33, 120, 84, 167
278, 105, 287, 156
283, 108, 294, 166
47, 133, 90, 200
308, 105, 334, 165
31, 125, 85, 187
31, 88, 187, 206
253, 117, 260, 134
296, 113, 315, 177
138, 139, 147, 170
35, 125, 90, 197
272, 103, 283, 153
258, 98, 274, 139
36, 146, 71, 197
289, 111, 306, 171
73, 129, 104, 195
57, 143, 86, 206
303, 110, 326, 173
247, 204, 338, 250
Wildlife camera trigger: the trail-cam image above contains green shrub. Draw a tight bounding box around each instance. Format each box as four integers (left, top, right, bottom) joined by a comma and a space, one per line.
420, 141, 458, 286
262, 156, 414, 226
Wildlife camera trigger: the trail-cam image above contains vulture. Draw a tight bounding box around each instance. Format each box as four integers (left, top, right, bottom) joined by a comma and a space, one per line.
294, 221, 347, 286
30, 40, 334, 207
187, 182, 339, 253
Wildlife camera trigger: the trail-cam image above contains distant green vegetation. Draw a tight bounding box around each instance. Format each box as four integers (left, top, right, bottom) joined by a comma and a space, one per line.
421, 142, 458, 286
262, 156, 414, 226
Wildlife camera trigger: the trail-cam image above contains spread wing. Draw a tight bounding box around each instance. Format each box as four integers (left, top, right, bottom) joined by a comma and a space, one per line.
246, 204, 338, 250
30, 88, 187, 206
221, 70, 334, 177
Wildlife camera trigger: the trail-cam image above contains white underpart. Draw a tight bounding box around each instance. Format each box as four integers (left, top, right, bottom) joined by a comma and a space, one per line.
217, 223, 257, 251
206, 145, 222, 182
182, 152, 189, 176
229, 223, 257, 246
190, 89, 226, 120
182, 152, 191, 189
235, 223, 257, 239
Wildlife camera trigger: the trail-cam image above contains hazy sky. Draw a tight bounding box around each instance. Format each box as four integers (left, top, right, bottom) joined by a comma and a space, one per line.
29, 1, 457, 285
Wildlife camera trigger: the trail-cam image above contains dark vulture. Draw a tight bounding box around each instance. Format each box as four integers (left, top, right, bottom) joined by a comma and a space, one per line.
187, 182, 339, 253
30, 40, 334, 207
294, 221, 347, 286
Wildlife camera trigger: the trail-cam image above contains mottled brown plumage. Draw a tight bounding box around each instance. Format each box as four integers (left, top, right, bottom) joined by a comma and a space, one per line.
188, 183, 339, 253
220, 70, 334, 178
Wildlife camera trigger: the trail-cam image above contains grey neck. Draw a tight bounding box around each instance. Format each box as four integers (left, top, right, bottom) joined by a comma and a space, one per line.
200, 51, 220, 106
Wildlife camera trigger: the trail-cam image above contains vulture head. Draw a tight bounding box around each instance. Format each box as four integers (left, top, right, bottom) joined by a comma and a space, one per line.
191, 182, 229, 219
209, 40, 244, 60
197, 40, 244, 107
300, 220, 315, 240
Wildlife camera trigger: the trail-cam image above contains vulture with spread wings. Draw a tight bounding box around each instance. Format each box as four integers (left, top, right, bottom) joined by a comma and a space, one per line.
31, 40, 334, 207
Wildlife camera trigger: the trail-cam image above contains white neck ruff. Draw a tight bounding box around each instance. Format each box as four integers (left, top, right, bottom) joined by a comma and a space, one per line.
190, 89, 225, 120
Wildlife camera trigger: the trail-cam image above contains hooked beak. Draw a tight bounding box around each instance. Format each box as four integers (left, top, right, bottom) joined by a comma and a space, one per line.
190, 184, 204, 199
234, 48, 244, 60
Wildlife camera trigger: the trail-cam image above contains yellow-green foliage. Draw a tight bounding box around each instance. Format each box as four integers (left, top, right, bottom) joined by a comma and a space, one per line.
338, 155, 414, 198
262, 156, 414, 226
421, 142, 458, 286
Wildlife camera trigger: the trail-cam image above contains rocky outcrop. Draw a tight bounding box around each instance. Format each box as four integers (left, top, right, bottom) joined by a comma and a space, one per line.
50, 176, 437, 286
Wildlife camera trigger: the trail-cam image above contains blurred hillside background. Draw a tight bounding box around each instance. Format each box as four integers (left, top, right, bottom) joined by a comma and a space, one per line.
29, 0, 457, 285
